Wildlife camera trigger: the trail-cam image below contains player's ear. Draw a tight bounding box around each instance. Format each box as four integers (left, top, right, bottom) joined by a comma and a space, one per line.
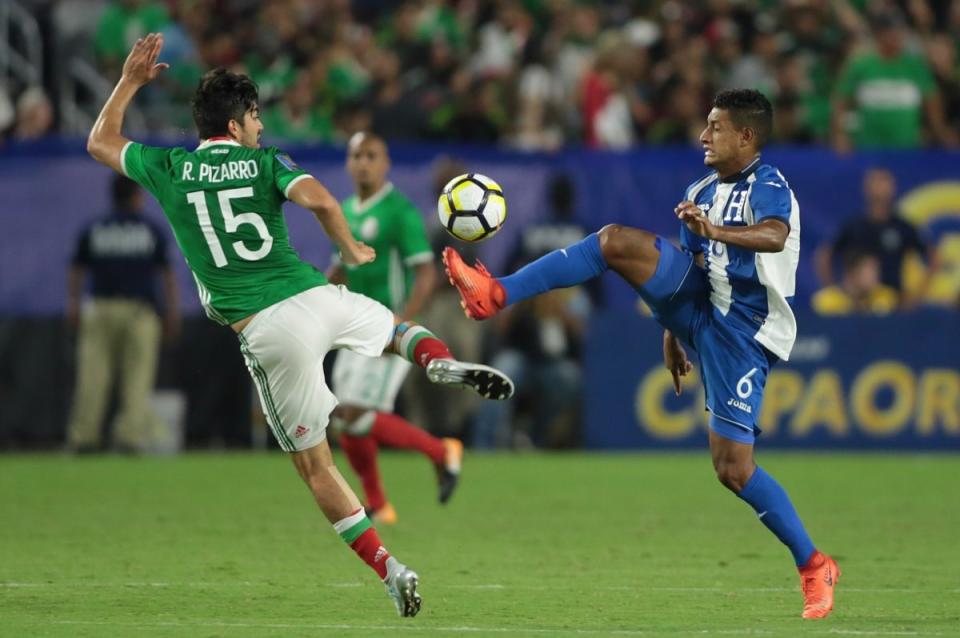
227, 118, 241, 140
741, 126, 756, 148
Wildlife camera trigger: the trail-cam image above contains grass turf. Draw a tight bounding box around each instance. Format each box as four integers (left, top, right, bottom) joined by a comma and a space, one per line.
1, 451, 958, 637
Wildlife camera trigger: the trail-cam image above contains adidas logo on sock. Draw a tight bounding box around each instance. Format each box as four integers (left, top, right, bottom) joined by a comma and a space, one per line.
374, 546, 388, 563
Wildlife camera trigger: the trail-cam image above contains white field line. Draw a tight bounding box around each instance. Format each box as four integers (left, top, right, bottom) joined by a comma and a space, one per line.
2, 582, 958, 594
36, 620, 946, 637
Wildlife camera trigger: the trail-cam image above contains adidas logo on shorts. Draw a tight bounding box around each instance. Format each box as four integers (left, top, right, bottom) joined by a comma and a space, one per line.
294, 425, 310, 438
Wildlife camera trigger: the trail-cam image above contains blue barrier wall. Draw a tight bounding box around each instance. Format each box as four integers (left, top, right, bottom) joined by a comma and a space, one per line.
2, 141, 959, 315
584, 309, 960, 450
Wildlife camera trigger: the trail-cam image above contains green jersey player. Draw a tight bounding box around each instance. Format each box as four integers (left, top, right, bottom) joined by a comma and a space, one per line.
329, 133, 463, 526
86, 33, 514, 618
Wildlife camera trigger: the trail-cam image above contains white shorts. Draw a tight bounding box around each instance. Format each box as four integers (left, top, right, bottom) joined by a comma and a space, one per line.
332, 350, 412, 413
237, 285, 394, 452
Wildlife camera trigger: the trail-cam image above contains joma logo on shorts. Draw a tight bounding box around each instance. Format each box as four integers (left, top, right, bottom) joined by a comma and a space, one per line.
727, 398, 752, 413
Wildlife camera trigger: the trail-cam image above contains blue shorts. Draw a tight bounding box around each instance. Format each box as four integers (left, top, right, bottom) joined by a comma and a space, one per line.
636, 238, 777, 445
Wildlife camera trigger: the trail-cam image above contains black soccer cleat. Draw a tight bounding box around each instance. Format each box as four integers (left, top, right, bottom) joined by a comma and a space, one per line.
425, 359, 515, 400
436, 438, 463, 505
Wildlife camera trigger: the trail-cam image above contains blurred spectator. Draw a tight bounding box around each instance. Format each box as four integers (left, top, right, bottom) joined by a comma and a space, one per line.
14, 87, 54, 140
368, 49, 429, 140
811, 251, 898, 315
262, 71, 334, 143
832, 10, 957, 151
815, 168, 935, 308
471, 0, 533, 78
472, 173, 589, 449
772, 53, 817, 144
646, 77, 703, 145
925, 33, 960, 135
65, 175, 180, 453
94, 0, 170, 78
724, 19, 778, 97
581, 33, 635, 148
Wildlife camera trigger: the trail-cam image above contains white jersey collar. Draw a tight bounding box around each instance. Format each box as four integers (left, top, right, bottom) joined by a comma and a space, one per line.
353, 182, 394, 213
196, 137, 243, 150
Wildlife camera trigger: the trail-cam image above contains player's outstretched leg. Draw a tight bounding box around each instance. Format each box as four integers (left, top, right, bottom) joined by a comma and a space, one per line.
369, 412, 464, 505
709, 430, 839, 619
442, 225, 660, 319
338, 406, 464, 507
387, 321, 514, 401
291, 440, 421, 617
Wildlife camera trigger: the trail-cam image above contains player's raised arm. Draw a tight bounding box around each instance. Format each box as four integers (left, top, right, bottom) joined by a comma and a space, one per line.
675, 200, 788, 253
286, 177, 375, 266
87, 33, 168, 173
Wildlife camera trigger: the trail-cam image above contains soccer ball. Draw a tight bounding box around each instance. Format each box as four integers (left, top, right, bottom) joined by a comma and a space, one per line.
437, 173, 507, 242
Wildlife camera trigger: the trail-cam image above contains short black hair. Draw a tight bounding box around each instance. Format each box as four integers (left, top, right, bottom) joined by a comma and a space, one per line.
112, 174, 140, 209
191, 69, 259, 139
713, 89, 773, 149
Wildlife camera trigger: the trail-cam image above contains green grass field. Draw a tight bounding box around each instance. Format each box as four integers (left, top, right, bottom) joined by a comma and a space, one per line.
1, 451, 958, 637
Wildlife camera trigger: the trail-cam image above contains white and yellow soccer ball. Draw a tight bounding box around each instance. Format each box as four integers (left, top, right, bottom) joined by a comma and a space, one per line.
437, 173, 507, 242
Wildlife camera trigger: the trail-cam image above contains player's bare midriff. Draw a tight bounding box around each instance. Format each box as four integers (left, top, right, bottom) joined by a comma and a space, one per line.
231, 313, 256, 333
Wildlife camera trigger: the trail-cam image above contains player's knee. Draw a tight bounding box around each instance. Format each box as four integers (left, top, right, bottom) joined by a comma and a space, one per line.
715, 462, 752, 493
598, 224, 655, 264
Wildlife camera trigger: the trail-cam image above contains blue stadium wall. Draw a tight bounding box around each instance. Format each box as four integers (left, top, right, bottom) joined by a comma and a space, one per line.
2, 141, 958, 449
585, 309, 960, 451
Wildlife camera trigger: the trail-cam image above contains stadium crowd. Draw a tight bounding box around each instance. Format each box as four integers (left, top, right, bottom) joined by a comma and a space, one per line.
4, 0, 960, 149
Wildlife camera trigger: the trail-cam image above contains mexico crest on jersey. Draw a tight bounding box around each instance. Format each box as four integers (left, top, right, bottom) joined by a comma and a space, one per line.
360, 217, 379, 240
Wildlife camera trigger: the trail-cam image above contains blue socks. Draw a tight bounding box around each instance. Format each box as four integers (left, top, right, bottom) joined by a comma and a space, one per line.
738, 466, 816, 566
500, 233, 607, 305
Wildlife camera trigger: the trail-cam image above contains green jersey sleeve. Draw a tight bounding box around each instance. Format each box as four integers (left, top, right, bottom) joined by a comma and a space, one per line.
397, 201, 433, 265
267, 147, 310, 199
122, 142, 175, 196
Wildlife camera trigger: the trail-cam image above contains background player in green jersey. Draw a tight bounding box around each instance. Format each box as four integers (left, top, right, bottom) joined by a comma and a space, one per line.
329, 132, 463, 526
85, 33, 514, 618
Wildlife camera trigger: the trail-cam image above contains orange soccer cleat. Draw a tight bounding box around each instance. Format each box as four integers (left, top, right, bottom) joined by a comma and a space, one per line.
799, 551, 841, 619
441, 247, 506, 320
368, 502, 398, 526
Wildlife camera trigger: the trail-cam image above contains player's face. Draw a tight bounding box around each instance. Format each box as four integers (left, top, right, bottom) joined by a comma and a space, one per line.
346, 139, 389, 191
699, 108, 742, 170
233, 106, 263, 149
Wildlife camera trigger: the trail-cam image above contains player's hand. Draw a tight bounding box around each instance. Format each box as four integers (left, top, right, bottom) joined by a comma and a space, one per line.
675, 200, 716, 240
121, 33, 169, 87
663, 331, 693, 396
341, 241, 376, 266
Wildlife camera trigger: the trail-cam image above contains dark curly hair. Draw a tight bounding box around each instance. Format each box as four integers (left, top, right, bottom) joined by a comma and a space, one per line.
713, 89, 774, 149
191, 69, 259, 139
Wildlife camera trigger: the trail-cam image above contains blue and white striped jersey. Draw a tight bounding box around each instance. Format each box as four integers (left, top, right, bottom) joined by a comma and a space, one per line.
680, 158, 801, 361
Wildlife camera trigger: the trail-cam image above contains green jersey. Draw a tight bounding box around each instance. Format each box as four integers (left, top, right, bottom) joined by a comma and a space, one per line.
339, 183, 433, 311
836, 51, 935, 148
121, 138, 327, 324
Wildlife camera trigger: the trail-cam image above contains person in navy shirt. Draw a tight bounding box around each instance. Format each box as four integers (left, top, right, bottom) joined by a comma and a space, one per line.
66, 174, 180, 453
815, 167, 934, 308
442, 89, 840, 619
